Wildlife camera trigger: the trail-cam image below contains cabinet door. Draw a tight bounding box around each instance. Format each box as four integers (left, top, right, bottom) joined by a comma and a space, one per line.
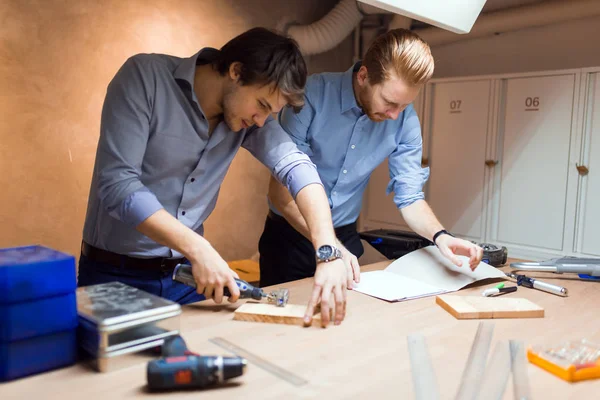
427, 80, 492, 241
577, 73, 600, 256
494, 74, 576, 251
361, 92, 425, 232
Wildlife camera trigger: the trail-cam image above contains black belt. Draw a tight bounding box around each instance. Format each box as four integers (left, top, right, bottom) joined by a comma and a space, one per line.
81, 242, 185, 273
267, 210, 357, 236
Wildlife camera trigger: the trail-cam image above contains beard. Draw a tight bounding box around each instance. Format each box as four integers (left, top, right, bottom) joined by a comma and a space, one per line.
356, 84, 386, 122
221, 83, 241, 131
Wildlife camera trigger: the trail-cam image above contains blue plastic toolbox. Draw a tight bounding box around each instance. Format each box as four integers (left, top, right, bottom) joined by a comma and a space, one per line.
0, 245, 78, 382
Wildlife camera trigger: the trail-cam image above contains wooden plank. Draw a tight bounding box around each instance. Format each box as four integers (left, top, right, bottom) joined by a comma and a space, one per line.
233, 302, 324, 326
435, 295, 544, 319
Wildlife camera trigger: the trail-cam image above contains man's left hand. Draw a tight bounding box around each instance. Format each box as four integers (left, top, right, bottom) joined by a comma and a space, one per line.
435, 235, 483, 271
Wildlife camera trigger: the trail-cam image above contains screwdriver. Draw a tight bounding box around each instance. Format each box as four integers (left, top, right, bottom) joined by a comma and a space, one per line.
172, 264, 289, 306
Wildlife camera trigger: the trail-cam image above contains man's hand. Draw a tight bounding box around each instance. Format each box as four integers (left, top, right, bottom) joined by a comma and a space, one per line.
336, 239, 360, 287
435, 235, 483, 271
304, 258, 347, 327
189, 246, 241, 304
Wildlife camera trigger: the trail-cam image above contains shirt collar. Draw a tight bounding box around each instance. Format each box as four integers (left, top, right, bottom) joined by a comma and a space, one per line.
173, 47, 220, 86
340, 61, 362, 113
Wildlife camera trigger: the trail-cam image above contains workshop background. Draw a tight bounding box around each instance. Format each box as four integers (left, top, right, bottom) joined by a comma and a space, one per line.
1, 0, 599, 264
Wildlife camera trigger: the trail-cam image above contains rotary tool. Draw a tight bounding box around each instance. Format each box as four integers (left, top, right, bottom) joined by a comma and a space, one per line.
172, 263, 289, 306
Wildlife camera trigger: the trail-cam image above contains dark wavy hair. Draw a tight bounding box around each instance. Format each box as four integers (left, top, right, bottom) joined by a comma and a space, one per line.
213, 27, 307, 111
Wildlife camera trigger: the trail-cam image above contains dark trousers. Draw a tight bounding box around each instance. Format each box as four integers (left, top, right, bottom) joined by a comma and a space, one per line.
77, 254, 205, 305
258, 212, 364, 287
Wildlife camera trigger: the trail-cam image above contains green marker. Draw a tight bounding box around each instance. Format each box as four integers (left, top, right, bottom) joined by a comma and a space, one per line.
495, 283, 505, 289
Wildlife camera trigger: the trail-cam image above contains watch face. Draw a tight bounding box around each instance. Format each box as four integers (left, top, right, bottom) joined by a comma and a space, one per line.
317, 245, 334, 260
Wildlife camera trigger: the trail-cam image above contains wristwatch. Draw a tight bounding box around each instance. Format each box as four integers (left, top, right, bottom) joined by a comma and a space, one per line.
433, 229, 454, 246
316, 244, 343, 263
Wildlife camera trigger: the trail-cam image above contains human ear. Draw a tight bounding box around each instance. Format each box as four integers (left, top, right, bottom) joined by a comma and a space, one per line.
357, 66, 369, 86
228, 62, 243, 83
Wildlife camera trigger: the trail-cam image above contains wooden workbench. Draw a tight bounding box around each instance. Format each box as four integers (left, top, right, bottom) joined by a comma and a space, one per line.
2, 259, 599, 399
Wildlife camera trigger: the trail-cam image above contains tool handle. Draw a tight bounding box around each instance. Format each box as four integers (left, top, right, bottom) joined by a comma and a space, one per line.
532, 279, 568, 297
556, 265, 600, 276
173, 264, 263, 300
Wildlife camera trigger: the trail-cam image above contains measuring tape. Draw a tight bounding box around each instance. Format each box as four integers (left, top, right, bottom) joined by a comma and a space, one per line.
209, 337, 308, 387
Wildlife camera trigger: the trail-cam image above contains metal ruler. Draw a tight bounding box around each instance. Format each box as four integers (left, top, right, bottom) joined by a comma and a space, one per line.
477, 341, 511, 400
455, 321, 495, 400
209, 337, 308, 387
510, 340, 532, 400
407, 334, 440, 400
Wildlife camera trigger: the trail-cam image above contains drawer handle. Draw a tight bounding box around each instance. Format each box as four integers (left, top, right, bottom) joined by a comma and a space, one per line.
485, 160, 498, 167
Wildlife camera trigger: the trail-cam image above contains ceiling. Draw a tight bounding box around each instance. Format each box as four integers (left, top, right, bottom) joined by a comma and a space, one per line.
481, 0, 550, 13
408, 0, 554, 29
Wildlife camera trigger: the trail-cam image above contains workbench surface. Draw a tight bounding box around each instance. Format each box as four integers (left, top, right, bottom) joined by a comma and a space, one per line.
2, 259, 599, 399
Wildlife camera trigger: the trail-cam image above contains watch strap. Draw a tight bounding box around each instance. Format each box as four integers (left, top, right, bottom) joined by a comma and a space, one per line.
433, 229, 453, 246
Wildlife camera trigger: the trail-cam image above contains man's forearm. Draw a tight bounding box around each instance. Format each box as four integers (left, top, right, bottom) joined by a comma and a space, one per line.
268, 176, 336, 248
399, 199, 445, 242
136, 209, 214, 262
267, 176, 311, 238
294, 184, 337, 249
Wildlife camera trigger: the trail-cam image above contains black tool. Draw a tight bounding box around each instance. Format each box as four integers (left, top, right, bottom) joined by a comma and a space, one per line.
161, 335, 198, 357
172, 264, 289, 306
147, 335, 247, 390
147, 355, 247, 390
471, 242, 508, 267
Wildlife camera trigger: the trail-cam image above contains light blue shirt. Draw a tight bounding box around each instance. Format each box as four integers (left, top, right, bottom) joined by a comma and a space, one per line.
271, 62, 429, 227
83, 49, 321, 257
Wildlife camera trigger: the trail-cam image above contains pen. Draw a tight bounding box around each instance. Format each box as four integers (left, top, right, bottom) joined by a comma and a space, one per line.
482, 284, 517, 297
506, 272, 568, 297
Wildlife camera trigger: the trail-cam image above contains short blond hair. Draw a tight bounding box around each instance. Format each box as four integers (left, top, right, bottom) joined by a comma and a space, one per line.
363, 29, 434, 86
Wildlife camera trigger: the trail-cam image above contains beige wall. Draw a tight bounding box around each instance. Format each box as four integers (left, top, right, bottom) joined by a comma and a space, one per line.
0, 0, 353, 261
431, 15, 600, 77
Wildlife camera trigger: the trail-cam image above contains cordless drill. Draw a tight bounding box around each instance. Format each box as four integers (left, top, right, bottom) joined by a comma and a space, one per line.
172, 263, 289, 306
147, 335, 247, 390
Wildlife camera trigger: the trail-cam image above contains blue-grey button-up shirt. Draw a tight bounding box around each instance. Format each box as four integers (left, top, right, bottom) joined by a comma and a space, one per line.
271, 62, 429, 227
83, 49, 321, 257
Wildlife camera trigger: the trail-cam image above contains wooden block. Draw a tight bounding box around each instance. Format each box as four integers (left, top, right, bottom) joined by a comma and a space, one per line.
234, 302, 325, 326
435, 295, 544, 320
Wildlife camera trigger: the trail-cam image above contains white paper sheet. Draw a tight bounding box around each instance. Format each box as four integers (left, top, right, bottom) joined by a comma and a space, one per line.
353, 246, 506, 302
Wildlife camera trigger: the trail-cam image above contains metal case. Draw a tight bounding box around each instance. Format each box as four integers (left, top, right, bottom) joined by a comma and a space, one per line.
76, 282, 181, 372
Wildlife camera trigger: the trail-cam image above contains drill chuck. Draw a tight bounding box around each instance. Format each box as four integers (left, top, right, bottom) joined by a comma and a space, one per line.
147, 355, 247, 390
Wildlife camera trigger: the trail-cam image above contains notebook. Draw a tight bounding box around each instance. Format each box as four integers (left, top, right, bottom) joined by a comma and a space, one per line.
353, 246, 506, 302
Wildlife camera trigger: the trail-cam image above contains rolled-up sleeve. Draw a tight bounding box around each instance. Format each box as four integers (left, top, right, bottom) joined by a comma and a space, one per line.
386, 106, 430, 209
242, 116, 322, 199
96, 56, 164, 226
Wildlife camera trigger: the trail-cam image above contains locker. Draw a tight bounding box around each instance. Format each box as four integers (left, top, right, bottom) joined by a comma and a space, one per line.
577, 72, 600, 256
494, 74, 576, 251
427, 79, 493, 242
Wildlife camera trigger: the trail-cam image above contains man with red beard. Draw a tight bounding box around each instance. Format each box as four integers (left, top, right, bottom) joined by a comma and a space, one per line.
259, 29, 484, 290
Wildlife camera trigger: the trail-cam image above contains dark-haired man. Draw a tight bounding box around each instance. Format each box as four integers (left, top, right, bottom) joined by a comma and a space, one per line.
79, 28, 348, 326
